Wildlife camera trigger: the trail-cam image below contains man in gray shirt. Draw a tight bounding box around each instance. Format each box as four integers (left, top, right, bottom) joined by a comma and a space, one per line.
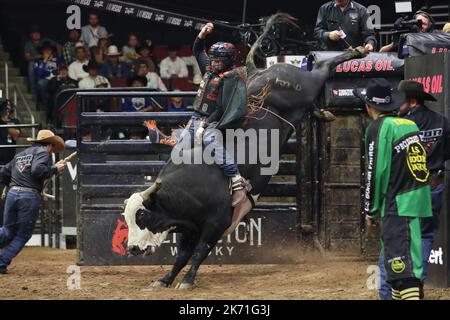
0, 130, 66, 274
80, 12, 109, 48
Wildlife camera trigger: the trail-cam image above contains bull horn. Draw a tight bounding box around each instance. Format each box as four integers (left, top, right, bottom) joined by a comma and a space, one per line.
140, 178, 162, 200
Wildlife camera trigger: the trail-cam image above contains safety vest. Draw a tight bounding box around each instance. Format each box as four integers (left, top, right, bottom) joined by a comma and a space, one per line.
193, 72, 224, 116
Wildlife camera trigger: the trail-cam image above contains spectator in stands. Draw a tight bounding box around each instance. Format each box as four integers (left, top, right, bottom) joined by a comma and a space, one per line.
34, 42, 61, 112
98, 36, 110, 52
0, 99, 21, 228
24, 25, 58, 92
167, 91, 188, 112
180, 52, 202, 79
159, 45, 189, 79
136, 43, 156, 73
136, 60, 167, 91
314, 0, 377, 51
122, 33, 141, 65
127, 126, 149, 140
100, 45, 130, 82
121, 76, 159, 112
47, 65, 77, 120
0, 100, 21, 166
68, 43, 89, 81
444, 23, 450, 33
62, 28, 81, 66
380, 10, 435, 52
80, 12, 109, 48
78, 61, 111, 89
89, 46, 105, 66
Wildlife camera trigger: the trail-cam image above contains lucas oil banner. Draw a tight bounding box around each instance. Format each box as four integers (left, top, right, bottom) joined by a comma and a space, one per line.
307, 52, 404, 79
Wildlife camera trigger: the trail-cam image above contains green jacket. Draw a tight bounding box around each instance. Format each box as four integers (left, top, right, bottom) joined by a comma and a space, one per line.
364, 116, 432, 218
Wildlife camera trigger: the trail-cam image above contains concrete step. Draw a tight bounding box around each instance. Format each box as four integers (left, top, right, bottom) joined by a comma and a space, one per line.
0, 52, 11, 61
18, 111, 46, 123
0, 60, 14, 68
0, 66, 21, 77
0, 82, 30, 95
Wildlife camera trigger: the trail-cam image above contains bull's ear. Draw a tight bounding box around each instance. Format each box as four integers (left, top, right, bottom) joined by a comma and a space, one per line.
121, 212, 125, 216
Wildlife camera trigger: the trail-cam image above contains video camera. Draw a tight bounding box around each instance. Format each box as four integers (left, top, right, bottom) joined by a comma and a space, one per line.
394, 16, 422, 32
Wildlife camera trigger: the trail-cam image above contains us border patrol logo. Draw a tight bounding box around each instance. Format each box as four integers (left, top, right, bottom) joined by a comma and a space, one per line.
406, 141, 429, 182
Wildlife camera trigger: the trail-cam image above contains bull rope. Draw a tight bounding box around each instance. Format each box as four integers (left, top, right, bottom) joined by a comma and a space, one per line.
246, 82, 297, 133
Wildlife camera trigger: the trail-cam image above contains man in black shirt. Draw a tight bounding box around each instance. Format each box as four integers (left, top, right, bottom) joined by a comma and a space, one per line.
0, 130, 66, 274
377, 80, 450, 299
314, 0, 377, 51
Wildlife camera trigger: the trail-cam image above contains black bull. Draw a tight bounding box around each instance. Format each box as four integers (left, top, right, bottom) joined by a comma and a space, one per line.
124, 14, 367, 289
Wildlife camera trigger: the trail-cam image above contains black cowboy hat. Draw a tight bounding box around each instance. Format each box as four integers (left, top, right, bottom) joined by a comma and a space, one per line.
127, 76, 148, 87
82, 60, 101, 73
398, 80, 437, 102
354, 78, 406, 112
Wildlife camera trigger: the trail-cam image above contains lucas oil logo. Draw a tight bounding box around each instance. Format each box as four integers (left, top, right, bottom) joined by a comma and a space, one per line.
16, 155, 33, 173
406, 142, 429, 183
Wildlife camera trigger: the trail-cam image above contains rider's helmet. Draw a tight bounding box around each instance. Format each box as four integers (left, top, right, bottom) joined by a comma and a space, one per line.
208, 42, 236, 70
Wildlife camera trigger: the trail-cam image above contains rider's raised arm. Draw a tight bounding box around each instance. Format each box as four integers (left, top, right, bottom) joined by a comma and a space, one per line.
193, 37, 211, 75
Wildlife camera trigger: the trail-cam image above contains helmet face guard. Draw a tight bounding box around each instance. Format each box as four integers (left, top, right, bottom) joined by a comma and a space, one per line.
208, 42, 236, 70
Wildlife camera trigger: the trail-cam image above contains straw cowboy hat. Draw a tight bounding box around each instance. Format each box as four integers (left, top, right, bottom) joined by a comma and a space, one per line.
443, 22, 450, 33
27, 130, 65, 153
106, 45, 121, 56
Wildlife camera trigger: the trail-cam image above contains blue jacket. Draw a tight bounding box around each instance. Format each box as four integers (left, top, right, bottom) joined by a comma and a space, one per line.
34, 57, 60, 80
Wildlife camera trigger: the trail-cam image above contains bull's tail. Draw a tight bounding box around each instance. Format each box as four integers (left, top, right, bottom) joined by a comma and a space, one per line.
245, 12, 299, 77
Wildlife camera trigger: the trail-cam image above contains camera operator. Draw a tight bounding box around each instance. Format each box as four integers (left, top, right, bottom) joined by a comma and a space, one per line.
380, 10, 435, 53
314, 0, 377, 52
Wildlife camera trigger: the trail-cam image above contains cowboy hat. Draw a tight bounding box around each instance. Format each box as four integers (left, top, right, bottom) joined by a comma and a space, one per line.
398, 80, 437, 102
106, 45, 121, 56
354, 78, 405, 112
27, 130, 65, 153
82, 60, 101, 73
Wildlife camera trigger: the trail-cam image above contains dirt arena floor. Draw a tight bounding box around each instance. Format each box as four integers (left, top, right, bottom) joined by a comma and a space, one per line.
1, 247, 450, 300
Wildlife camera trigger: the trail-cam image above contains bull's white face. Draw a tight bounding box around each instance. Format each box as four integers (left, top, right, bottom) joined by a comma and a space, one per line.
123, 193, 169, 254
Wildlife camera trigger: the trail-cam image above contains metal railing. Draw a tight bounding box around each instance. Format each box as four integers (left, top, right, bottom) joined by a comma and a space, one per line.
3, 62, 37, 138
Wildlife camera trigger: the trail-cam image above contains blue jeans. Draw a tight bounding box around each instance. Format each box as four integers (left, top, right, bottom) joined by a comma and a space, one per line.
177, 116, 239, 177
36, 78, 50, 110
28, 61, 37, 91
378, 183, 444, 300
0, 189, 41, 271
